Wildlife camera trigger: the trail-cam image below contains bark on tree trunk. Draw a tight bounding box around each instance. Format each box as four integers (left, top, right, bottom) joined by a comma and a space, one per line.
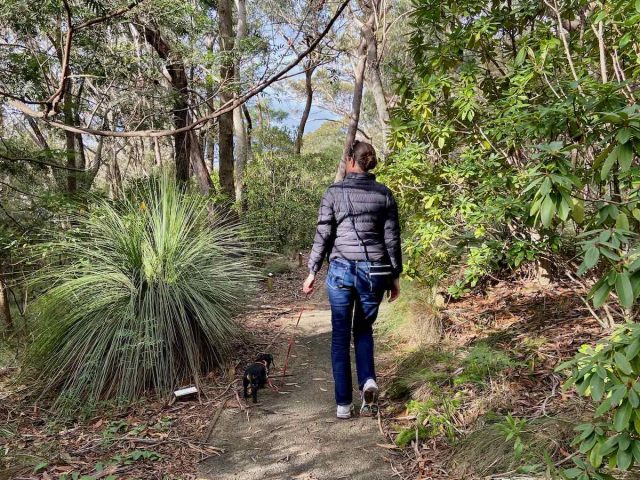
138, 23, 196, 187
233, 0, 249, 205
0, 271, 12, 331
189, 130, 212, 195
0, 271, 11, 331
335, 36, 368, 182
362, 20, 389, 153
295, 63, 316, 155
84, 136, 104, 190
218, 0, 236, 199
63, 79, 77, 193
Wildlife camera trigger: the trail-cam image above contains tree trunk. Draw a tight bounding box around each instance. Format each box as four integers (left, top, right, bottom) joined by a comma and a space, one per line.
189, 130, 212, 196
242, 103, 253, 159
137, 23, 194, 186
335, 36, 368, 182
218, 0, 236, 199
0, 271, 12, 331
295, 63, 316, 155
25, 115, 64, 188
232, 0, 249, 205
362, 13, 389, 154
83, 136, 104, 190
63, 78, 77, 193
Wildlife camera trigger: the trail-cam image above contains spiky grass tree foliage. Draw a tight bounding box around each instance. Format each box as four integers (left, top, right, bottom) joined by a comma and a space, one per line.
28, 175, 257, 409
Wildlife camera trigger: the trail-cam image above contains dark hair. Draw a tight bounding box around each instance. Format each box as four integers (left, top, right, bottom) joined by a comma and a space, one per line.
349, 140, 377, 171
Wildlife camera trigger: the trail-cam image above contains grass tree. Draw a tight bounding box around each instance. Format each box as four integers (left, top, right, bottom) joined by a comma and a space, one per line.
26, 174, 257, 412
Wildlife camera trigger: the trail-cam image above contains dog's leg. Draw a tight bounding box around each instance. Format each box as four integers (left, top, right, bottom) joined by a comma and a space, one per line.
243, 377, 250, 398
252, 383, 258, 403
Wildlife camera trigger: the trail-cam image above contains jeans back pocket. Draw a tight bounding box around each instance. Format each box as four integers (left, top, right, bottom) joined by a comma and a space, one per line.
327, 262, 348, 289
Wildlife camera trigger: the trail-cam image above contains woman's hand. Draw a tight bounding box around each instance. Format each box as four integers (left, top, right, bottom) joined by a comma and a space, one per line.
387, 278, 400, 303
302, 273, 316, 295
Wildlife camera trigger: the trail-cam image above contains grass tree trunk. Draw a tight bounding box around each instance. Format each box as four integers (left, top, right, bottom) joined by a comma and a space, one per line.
335, 35, 368, 182
295, 62, 316, 155
218, 0, 236, 199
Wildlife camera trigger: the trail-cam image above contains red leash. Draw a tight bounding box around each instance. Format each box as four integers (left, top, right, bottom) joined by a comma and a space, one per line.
281, 297, 307, 380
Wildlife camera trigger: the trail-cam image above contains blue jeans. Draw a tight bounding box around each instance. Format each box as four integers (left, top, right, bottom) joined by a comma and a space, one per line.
326, 258, 391, 406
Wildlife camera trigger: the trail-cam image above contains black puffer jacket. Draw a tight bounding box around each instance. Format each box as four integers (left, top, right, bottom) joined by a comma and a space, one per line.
308, 172, 402, 277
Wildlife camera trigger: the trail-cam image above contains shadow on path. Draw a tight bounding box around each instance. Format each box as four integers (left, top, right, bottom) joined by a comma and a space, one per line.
199, 309, 391, 480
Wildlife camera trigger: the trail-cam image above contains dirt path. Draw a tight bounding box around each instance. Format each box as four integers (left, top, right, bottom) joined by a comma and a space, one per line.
199, 305, 392, 480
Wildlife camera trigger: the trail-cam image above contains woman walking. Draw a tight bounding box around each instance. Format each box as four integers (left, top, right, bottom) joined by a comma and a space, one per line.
302, 141, 402, 419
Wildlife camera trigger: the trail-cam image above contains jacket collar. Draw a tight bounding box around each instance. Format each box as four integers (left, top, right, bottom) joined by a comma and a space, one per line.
345, 172, 375, 181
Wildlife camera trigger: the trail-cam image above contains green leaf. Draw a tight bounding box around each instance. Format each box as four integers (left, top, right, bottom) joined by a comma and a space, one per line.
617, 446, 633, 470
626, 338, 640, 361
540, 195, 556, 227
590, 441, 604, 469
617, 129, 634, 144
590, 374, 605, 402
572, 199, 585, 224
602, 146, 619, 178
614, 401, 633, 431
616, 272, 635, 309
583, 247, 600, 270
632, 440, 640, 463
617, 212, 630, 230
630, 388, 640, 408
564, 467, 582, 479
595, 396, 613, 416
579, 434, 598, 453
618, 142, 634, 172
591, 281, 611, 308
611, 385, 628, 406
615, 351, 634, 375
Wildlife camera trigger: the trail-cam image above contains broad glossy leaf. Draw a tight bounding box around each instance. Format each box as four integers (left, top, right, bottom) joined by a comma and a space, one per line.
616, 213, 630, 230
614, 401, 633, 431
615, 351, 634, 374
602, 146, 619, 178
540, 195, 555, 227
590, 374, 605, 401
618, 446, 633, 470
583, 246, 600, 270
591, 281, 611, 308
616, 272, 635, 310
618, 142, 634, 172
596, 396, 613, 417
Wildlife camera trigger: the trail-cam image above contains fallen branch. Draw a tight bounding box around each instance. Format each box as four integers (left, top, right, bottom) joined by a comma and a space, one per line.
202, 398, 229, 443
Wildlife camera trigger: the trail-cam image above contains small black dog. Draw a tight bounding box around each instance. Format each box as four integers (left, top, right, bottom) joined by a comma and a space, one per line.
243, 354, 275, 403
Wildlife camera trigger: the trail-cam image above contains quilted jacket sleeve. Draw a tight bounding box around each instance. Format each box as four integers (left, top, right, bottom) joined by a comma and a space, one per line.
384, 190, 403, 277
308, 187, 336, 274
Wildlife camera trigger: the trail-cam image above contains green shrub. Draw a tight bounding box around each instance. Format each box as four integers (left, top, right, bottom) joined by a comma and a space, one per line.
558, 322, 640, 479
243, 125, 338, 254
26, 174, 257, 410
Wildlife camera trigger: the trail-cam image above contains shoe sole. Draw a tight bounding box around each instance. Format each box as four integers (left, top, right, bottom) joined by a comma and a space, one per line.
361, 388, 379, 417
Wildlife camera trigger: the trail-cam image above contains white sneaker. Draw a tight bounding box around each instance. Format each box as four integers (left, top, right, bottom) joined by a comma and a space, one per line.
360, 379, 379, 417
336, 404, 353, 419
